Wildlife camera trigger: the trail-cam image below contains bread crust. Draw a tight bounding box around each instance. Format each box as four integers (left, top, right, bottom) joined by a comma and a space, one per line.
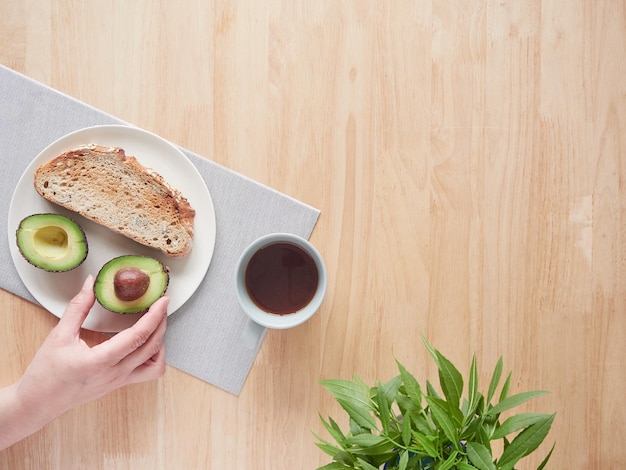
34, 144, 195, 257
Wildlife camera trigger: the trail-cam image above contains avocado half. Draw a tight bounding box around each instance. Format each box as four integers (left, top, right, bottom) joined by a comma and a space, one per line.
16, 213, 88, 272
95, 255, 169, 314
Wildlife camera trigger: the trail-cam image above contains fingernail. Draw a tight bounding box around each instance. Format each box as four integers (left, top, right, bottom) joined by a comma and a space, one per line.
82, 275, 94, 290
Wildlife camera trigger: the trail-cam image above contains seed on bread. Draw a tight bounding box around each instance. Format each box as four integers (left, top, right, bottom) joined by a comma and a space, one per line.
34, 144, 195, 257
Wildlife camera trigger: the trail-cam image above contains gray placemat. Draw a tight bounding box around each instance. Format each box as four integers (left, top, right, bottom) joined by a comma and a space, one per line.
0, 65, 320, 395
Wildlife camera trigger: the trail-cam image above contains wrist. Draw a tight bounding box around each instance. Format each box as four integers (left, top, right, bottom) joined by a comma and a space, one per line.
14, 375, 64, 429
0, 382, 49, 450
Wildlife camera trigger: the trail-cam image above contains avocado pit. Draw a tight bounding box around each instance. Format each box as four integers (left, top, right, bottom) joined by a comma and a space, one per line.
114, 267, 150, 301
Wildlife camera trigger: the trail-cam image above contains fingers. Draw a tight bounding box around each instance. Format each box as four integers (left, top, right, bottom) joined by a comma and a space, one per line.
124, 343, 167, 385
55, 275, 96, 339
96, 296, 169, 365
117, 309, 167, 372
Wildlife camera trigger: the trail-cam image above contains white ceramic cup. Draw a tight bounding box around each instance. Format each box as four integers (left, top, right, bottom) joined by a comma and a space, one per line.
235, 233, 327, 329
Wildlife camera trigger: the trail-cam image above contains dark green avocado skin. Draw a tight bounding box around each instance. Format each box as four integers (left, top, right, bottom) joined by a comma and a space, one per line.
16, 213, 88, 272
94, 255, 169, 314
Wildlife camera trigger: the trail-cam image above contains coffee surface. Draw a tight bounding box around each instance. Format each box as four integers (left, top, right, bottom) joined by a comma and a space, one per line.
245, 242, 319, 315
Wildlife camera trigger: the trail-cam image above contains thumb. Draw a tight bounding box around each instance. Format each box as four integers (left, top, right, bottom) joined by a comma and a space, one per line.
56, 275, 96, 339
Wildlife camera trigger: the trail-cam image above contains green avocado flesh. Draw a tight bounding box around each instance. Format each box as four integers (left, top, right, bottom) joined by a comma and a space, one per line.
95, 255, 169, 314
16, 214, 88, 272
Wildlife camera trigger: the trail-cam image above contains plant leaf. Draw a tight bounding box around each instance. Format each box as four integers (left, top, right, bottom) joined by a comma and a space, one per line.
381, 375, 403, 402
413, 413, 434, 435
401, 413, 412, 447
498, 372, 512, 401
463, 392, 484, 436
422, 336, 464, 408
396, 360, 423, 405
346, 433, 387, 447
438, 451, 461, 470
395, 394, 417, 419
426, 380, 440, 399
485, 391, 549, 418
421, 335, 439, 366
321, 378, 378, 431
319, 414, 347, 447
486, 357, 503, 406
314, 441, 344, 459
460, 414, 481, 442
537, 442, 556, 470
313, 433, 354, 463
375, 382, 391, 434
496, 413, 555, 469
413, 432, 439, 458
476, 424, 492, 451
355, 457, 379, 470
436, 349, 464, 409
353, 374, 370, 389
491, 413, 551, 439
467, 355, 478, 415
336, 398, 378, 431
316, 462, 351, 470
397, 450, 409, 470
499, 372, 512, 402
350, 418, 370, 436
465, 442, 496, 470
346, 433, 397, 456
321, 379, 374, 411
456, 463, 480, 470
424, 396, 459, 444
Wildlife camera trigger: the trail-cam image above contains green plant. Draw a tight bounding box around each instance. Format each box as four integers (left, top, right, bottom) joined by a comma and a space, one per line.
314, 338, 555, 470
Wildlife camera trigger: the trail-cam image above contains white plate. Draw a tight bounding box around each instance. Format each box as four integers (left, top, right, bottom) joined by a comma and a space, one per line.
8, 125, 216, 332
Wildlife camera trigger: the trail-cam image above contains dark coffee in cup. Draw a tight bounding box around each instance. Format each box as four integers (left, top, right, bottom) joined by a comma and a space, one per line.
236, 233, 327, 329
244, 241, 319, 315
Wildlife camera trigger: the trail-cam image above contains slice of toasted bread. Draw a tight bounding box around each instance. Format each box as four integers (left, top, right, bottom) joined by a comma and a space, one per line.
34, 144, 195, 257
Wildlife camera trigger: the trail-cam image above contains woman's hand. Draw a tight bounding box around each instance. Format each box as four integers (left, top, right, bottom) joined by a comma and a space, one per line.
0, 275, 168, 450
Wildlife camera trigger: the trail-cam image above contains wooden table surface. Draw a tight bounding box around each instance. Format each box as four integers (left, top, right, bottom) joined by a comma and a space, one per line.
1, 1, 625, 468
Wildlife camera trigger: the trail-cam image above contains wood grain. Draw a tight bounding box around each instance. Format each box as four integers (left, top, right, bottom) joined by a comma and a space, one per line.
1, 1, 625, 468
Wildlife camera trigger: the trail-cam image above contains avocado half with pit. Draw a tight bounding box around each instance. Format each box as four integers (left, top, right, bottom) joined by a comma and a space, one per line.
95, 255, 169, 314
16, 213, 88, 272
